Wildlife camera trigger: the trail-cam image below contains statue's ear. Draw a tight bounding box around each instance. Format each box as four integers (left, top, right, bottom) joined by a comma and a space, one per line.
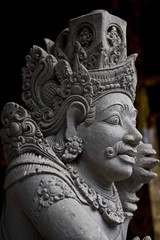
65, 101, 87, 139
61, 102, 86, 163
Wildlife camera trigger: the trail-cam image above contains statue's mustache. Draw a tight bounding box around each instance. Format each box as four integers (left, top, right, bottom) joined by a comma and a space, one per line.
104, 141, 136, 159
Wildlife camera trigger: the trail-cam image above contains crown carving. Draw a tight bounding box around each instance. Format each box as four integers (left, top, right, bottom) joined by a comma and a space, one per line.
20, 9, 138, 136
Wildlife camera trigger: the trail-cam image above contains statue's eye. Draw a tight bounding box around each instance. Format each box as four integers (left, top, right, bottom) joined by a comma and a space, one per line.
131, 119, 136, 127
103, 115, 120, 125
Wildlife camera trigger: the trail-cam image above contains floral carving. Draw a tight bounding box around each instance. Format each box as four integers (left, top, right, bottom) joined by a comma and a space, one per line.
20, 28, 137, 137
77, 25, 94, 49
67, 165, 125, 226
37, 177, 76, 207
0, 102, 52, 162
62, 136, 83, 162
106, 25, 122, 47
106, 25, 125, 66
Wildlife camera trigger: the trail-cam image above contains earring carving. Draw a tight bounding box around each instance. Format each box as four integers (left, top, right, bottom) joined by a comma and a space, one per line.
62, 136, 83, 163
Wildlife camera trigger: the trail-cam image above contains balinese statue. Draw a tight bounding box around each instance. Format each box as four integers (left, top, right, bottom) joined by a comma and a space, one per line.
0, 9, 159, 240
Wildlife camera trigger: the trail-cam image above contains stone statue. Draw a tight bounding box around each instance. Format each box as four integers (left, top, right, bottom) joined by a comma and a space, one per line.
0, 9, 159, 240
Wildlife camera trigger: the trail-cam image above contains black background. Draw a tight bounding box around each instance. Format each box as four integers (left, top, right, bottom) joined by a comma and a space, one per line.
1, 0, 160, 115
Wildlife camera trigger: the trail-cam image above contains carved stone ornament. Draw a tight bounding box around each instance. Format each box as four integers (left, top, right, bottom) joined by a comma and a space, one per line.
0, 9, 159, 240
67, 164, 125, 226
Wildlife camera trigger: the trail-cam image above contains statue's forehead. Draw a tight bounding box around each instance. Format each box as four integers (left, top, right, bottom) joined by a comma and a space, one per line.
94, 93, 137, 116
94, 92, 133, 108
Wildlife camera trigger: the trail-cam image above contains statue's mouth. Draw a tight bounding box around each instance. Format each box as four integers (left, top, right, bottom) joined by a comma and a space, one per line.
118, 154, 135, 165
105, 141, 137, 161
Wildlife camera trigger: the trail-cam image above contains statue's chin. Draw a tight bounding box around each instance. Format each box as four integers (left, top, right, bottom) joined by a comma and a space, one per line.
114, 166, 133, 182
104, 155, 134, 182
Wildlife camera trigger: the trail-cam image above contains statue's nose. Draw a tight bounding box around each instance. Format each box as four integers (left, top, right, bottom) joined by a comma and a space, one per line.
123, 125, 142, 147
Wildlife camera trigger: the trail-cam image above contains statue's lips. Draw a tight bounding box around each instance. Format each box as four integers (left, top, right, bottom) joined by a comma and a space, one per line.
118, 154, 135, 165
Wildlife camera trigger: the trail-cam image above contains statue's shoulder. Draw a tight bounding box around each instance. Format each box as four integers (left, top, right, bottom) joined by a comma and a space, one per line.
0, 102, 87, 205
0, 101, 59, 165
0, 102, 62, 185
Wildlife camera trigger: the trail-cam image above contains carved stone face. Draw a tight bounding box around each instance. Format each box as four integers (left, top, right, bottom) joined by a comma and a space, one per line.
76, 92, 142, 184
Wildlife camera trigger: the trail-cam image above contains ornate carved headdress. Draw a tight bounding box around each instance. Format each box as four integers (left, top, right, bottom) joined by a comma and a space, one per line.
21, 9, 138, 136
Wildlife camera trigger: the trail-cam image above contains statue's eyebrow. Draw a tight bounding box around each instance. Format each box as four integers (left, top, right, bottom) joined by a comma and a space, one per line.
122, 103, 138, 118
102, 103, 124, 112
102, 103, 137, 117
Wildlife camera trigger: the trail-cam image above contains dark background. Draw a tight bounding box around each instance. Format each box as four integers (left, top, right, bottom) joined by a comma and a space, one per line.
1, 1, 160, 239
1, 0, 160, 113
0, 0, 160, 110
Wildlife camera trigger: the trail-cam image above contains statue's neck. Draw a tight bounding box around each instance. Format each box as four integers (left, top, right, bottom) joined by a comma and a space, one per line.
70, 161, 113, 198
67, 162, 125, 227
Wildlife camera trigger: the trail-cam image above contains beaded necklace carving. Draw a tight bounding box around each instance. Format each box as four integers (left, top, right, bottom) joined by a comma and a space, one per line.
67, 164, 125, 226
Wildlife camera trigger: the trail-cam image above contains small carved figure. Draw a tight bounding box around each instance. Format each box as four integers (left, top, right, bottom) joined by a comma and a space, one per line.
0, 9, 159, 240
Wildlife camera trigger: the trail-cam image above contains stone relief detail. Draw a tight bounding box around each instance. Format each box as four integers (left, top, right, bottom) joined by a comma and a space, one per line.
37, 177, 76, 207
4, 153, 65, 189
76, 25, 94, 49
106, 25, 125, 66
62, 136, 83, 162
76, 38, 124, 70
106, 25, 122, 47
72, 23, 125, 69
0, 102, 60, 163
22, 45, 91, 135
21, 41, 137, 137
78, 41, 109, 70
67, 164, 125, 226
31, 175, 82, 225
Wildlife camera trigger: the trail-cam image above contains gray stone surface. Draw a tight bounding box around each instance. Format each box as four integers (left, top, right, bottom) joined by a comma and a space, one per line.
0, 9, 159, 240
